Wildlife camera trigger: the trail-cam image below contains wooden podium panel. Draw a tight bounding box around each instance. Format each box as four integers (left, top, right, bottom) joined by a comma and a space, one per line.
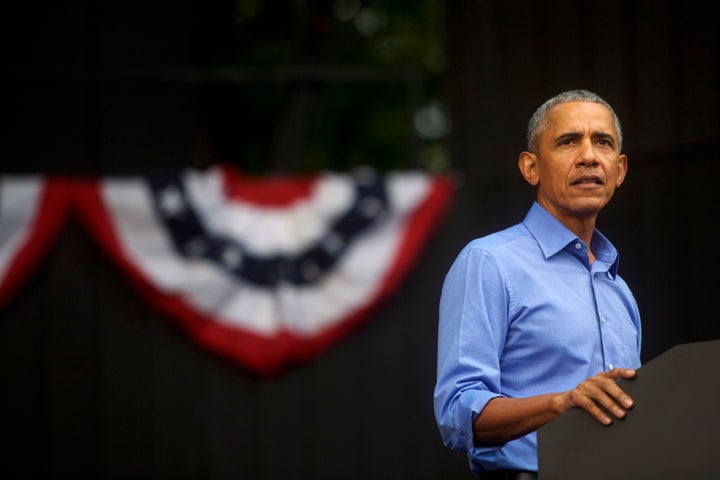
538, 339, 720, 480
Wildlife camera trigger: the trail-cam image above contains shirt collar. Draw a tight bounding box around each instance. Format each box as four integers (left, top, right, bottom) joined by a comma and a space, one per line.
522, 201, 620, 278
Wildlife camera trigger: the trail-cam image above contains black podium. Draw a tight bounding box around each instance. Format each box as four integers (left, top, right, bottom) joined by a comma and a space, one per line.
538, 339, 720, 480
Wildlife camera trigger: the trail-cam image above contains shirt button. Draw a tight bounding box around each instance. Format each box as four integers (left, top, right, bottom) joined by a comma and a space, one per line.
575, 243, 582, 249
601, 316, 606, 323
609, 363, 614, 369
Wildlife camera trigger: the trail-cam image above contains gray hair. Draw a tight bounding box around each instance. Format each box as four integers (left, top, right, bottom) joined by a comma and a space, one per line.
526, 89, 623, 153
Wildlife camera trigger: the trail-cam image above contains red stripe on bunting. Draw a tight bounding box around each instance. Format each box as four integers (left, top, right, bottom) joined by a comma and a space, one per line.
0, 179, 72, 308
219, 164, 319, 207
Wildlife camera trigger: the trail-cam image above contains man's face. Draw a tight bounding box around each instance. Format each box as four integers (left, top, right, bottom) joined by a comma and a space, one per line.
519, 101, 627, 225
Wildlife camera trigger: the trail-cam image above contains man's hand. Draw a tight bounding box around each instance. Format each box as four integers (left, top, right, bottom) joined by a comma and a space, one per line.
472, 368, 637, 444
561, 368, 636, 425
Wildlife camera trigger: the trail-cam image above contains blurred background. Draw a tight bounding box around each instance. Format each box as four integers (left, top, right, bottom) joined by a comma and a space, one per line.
1, 0, 719, 478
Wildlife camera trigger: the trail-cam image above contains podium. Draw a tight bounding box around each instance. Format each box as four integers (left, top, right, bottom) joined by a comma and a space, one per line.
538, 339, 720, 480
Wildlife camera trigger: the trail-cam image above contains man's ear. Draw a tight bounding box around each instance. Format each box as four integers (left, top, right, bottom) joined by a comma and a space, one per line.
615, 154, 628, 187
518, 151, 539, 186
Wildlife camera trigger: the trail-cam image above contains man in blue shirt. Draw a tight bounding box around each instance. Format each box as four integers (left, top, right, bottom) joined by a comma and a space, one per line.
434, 90, 642, 480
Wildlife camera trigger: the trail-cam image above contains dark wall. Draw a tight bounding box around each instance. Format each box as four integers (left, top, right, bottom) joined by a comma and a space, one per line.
2, 1, 719, 479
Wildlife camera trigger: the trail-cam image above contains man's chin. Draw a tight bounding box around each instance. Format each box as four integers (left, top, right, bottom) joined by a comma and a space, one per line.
570, 199, 609, 218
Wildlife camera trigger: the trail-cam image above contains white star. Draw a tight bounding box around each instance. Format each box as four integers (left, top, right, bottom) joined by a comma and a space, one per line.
322, 232, 344, 254
221, 246, 243, 269
359, 196, 383, 218
158, 186, 185, 217
184, 237, 208, 257
301, 260, 320, 281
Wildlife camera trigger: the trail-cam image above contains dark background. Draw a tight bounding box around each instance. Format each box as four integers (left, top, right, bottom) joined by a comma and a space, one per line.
2, 1, 719, 479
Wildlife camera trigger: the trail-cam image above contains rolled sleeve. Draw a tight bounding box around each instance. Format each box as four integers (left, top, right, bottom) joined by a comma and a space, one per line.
434, 246, 509, 452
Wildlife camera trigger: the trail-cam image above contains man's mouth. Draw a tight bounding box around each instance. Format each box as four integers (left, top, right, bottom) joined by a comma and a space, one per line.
570, 175, 603, 185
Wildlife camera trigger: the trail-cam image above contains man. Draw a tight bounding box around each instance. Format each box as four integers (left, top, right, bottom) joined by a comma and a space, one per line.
433, 89, 642, 479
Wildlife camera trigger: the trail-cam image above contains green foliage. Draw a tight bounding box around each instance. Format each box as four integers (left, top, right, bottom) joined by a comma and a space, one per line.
204, 0, 448, 173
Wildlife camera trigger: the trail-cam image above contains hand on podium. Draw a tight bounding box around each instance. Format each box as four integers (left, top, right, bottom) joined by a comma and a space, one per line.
559, 367, 636, 426
472, 368, 637, 445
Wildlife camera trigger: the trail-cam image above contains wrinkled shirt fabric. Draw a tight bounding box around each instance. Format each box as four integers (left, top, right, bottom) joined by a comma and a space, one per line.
434, 202, 641, 476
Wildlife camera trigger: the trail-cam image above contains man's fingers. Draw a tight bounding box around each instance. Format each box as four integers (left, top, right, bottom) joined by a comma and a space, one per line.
590, 369, 636, 407
602, 378, 635, 410
570, 371, 637, 424
602, 367, 637, 380
572, 393, 613, 425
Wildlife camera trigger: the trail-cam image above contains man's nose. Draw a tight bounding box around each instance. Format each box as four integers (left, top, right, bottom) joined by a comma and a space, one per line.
577, 140, 599, 166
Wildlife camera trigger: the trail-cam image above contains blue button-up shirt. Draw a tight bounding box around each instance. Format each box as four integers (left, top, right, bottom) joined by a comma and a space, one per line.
433, 202, 641, 475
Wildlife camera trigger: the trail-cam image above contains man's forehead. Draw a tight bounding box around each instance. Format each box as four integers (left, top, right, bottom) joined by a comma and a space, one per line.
546, 102, 617, 134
